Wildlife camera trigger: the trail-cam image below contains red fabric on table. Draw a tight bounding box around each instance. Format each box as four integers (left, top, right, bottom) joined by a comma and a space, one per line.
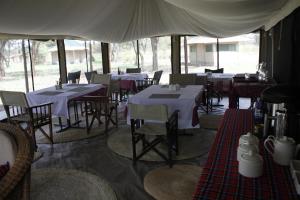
193, 109, 299, 200
120, 80, 137, 93
229, 82, 273, 108
210, 78, 232, 95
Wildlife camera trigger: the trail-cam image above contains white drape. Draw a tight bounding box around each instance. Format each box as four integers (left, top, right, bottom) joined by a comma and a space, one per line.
0, 0, 298, 42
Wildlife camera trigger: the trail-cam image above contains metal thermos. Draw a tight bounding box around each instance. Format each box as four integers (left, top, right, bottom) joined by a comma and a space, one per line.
275, 111, 287, 138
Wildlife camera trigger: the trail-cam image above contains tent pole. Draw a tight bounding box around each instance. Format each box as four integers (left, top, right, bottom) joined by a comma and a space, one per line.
22, 40, 29, 93
85, 41, 89, 72
184, 36, 188, 74
27, 39, 35, 91
217, 38, 219, 69
137, 40, 140, 68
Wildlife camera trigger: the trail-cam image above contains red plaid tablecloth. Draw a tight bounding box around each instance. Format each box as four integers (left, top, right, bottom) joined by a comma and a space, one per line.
193, 109, 299, 200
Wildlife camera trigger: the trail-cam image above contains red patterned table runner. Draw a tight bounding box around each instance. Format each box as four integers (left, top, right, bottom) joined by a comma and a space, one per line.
193, 109, 299, 200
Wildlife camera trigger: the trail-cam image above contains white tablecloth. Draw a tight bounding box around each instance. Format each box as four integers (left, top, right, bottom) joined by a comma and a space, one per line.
26, 84, 105, 118
111, 73, 148, 81
127, 85, 203, 129
197, 73, 235, 79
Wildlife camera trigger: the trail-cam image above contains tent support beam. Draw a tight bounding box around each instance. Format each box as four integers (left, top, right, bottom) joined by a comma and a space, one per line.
57, 40, 67, 83
22, 39, 29, 92
171, 35, 181, 74
101, 43, 110, 74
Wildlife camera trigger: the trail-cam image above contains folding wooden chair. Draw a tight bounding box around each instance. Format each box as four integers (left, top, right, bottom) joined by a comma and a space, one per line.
129, 103, 179, 167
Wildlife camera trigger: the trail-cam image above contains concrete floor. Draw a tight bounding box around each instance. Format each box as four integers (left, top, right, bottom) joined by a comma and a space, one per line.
32, 124, 212, 200
28, 97, 251, 199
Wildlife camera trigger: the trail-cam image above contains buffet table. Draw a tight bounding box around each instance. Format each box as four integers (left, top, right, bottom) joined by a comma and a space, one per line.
229, 75, 275, 108
193, 109, 299, 200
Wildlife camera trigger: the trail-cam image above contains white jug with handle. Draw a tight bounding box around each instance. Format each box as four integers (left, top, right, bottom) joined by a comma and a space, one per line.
264, 136, 300, 166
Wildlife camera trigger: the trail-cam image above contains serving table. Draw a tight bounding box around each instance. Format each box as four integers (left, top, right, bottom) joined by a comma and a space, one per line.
127, 85, 203, 129
193, 109, 299, 200
229, 75, 275, 108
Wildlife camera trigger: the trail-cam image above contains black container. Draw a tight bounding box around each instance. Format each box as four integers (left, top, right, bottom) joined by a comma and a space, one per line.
261, 84, 300, 142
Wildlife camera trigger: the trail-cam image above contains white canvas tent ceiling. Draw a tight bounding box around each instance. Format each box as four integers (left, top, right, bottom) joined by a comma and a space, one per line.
0, 0, 299, 43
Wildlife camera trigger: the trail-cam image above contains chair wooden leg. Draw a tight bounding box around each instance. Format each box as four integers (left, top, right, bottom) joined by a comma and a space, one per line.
49, 120, 53, 144
115, 106, 118, 128
85, 103, 89, 134
168, 135, 173, 168
105, 111, 108, 134
132, 135, 137, 165
175, 131, 179, 155
29, 126, 37, 151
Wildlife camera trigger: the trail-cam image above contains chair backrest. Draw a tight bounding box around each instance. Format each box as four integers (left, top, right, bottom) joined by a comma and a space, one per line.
169, 74, 197, 85
109, 80, 121, 101
153, 70, 163, 84
0, 91, 29, 108
0, 91, 30, 121
205, 68, 224, 73
195, 75, 208, 85
90, 74, 111, 85
110, 80, 120, 93
68, 71, 81, 83
129, 104, 168, 122
85, 71, 97, 83
126, 68, 141, 73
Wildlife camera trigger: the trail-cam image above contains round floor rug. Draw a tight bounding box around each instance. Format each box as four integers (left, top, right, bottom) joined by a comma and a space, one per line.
36, 125, 109, 144
144, 165, 202, 200
35, 111, 124, 144
31, 168, 118, 200
107, 127, 216, 161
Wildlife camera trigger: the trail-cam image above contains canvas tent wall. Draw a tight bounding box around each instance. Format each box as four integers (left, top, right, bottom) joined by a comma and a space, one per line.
0, 0, 299, 42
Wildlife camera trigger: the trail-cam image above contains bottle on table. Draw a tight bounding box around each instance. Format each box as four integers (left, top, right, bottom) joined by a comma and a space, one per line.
253, 98, 264, 138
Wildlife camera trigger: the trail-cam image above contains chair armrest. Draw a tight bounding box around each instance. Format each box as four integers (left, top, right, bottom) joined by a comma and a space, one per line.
29, 102, 53, 109
80, 95, 108, 100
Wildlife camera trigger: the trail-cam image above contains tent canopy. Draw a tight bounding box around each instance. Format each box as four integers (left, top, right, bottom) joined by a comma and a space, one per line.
0, 0, 299, 42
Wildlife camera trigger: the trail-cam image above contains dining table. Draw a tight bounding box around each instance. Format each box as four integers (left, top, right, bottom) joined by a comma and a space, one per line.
127, 85, 204, 129
111, 73, 148, 81
26, 83, 105, 119
193, 109, 299, 200
197, 73, 234, 95
111, 73, 148, 94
